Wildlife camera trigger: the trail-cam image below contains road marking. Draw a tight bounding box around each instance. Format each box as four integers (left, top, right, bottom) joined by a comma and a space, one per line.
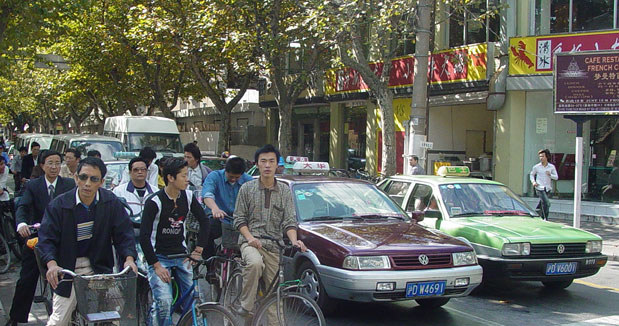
445, 306, 505, 326
563, 315, 619, 325
574, 279, 619, 293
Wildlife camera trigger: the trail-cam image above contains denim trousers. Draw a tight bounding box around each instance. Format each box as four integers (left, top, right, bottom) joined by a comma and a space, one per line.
536, 189, 551, 220
147, 255, 193, 326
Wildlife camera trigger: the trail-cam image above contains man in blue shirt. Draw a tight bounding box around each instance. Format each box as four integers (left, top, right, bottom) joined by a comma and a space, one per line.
201, 156, 252, 257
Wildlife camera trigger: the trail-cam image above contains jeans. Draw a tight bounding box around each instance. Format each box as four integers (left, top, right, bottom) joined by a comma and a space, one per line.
147, 255, 194, 326
536, 189, 551, 220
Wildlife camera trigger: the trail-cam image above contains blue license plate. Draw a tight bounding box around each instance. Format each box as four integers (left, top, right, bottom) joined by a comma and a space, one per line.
545, 262, 577, 275
405, 281, 446, 298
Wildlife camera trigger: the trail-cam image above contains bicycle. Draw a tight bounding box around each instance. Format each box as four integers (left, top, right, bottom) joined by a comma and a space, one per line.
222, 235, 326, 326
156, 253, 237, 326
57, 266, 137, 325
205, 216, 242, 303
0, 199, 24, 269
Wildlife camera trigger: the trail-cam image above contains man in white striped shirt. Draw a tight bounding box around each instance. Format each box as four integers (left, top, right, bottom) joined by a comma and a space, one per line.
530, 149, 559, 220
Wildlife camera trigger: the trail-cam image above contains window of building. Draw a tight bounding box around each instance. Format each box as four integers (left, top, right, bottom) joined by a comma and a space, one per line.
536, 0, 617, 34
448, 1, 500, 48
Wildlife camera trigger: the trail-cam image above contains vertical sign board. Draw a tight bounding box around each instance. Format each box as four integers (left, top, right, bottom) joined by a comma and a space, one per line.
554, 50, 619, 228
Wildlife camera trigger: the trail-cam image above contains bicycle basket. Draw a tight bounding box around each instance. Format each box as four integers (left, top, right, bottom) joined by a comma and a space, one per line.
73, 272, 138, 325
221, 222, 240, 251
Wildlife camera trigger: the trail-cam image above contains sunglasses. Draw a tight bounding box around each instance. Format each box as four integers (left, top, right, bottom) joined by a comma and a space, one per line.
77, 174, 101, 183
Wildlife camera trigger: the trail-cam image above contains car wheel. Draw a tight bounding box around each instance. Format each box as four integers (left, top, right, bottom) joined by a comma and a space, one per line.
542, 279, 573, 289
415, 297, 450, 308
297, 261, 337, 316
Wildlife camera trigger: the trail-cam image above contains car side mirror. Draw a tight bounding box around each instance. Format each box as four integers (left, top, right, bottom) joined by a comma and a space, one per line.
408, 211, 425, 222
424, 209, 443, 219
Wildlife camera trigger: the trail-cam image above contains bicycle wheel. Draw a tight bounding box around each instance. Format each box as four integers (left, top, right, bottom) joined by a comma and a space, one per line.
177, 303, 238, 326
221, 269, 242, 308
252, 292, 326, 326
136, 274, 153, 326
0, 235, 11, 273
1, 213, 22, 260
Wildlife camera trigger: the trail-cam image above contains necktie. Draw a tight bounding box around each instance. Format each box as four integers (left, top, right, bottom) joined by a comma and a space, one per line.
49, 184, 55, 199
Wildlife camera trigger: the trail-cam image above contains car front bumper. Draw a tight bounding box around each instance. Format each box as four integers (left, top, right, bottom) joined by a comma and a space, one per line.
477, 254, 608, 281
317, 264, 483, 302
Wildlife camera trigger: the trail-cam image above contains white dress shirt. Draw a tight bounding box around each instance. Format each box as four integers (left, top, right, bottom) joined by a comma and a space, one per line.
530, 162, 559, 191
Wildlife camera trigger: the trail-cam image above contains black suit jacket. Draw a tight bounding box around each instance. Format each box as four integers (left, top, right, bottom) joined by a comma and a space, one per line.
20, 154, 38, 180
16, 176, 76, 227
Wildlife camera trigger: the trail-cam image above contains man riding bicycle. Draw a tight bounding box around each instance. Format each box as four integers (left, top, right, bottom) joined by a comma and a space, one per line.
201, 156, 252, 258
113, 157, 156, 219
232, 144, 307, 317
139, 158, 210, 326
37, 157, 137, 326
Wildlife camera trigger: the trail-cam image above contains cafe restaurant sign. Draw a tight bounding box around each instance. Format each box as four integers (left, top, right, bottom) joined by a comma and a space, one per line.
554, 51, 619, 114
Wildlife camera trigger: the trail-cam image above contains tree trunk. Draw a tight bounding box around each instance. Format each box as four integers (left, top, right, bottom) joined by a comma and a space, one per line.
377, 88, 396, 176
218, 108, 232, 153
277, 103, 293, 157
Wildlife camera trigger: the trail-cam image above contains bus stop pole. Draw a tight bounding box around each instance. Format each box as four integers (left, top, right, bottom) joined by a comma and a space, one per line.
573, 120, 583, 229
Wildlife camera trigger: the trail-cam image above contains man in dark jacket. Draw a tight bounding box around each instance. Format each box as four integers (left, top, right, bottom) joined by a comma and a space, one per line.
20, 141, 40, 181
38, 157, 137, 326
6, 150, 75, 326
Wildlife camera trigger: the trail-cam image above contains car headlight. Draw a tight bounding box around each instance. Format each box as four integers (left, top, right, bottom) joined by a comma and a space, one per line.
342, 256, 391, 270
501, 243, 531, 256
452, 251, 477, 266
585, 240, 602, 253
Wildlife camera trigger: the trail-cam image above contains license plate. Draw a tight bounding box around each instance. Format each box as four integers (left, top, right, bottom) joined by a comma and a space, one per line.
545, 262, 577, 275
405, 281, 446, 298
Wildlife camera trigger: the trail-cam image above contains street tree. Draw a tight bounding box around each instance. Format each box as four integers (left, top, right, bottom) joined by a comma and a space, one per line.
145, 0, 259, 153
251, 0, 335, 157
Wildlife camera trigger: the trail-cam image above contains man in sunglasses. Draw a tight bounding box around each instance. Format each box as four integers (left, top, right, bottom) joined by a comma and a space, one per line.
5, 150, 75, 326
113, 157, 156, 218
37, 157, 137, 326
139, 158, 210, 326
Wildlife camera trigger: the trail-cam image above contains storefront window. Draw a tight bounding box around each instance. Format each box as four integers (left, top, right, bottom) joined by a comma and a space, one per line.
536, 0, 617, 34
588, 117, 619, 203
448, 1, 500, 48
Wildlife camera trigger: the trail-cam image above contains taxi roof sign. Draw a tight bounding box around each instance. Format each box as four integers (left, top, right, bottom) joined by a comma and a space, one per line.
286, 156, 309, 163
113, 151, 139, 159
292, 161, 330, 175
437, 166, 470, 177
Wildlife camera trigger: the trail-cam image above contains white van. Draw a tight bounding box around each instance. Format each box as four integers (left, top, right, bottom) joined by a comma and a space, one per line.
12, 133, 53, 155
103, 116, 183, 154
49, 134, 125, 161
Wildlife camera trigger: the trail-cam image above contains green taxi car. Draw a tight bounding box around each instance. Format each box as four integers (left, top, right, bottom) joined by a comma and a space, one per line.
378, 167, 608, 289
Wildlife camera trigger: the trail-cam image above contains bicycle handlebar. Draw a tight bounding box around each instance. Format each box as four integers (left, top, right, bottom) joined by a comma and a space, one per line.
59, 265, 134, 279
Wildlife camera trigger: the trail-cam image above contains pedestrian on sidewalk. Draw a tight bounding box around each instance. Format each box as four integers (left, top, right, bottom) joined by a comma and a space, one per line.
409, 155, 425, 175
530, 149, 558, 220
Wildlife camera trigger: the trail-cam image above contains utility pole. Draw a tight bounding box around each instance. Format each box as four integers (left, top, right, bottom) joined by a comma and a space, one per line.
408, 0, 434, 174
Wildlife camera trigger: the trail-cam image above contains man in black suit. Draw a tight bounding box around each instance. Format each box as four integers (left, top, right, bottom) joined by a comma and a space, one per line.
5, 150, 75, 326
20, 141, 41, 182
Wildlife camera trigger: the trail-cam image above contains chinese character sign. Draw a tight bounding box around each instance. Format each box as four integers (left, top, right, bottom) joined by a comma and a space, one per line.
554, 51, 619, 114
510, 30, 619, 75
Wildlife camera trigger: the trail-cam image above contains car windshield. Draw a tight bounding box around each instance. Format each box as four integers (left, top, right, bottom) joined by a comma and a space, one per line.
103, 162, 127, 189
292, 182, 408, 222
438, 183, 538, 218
33, 137, 52, 150
128, 133, 182, 153
72, 141, 124, 161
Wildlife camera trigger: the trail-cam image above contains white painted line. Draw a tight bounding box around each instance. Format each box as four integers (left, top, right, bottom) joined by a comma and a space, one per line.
563, 315, 619, 325
444, 306, 505, 326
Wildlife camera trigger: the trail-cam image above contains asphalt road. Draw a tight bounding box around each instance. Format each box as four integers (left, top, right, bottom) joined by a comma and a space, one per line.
1, 261, 617, 325
325, 261, 619, 326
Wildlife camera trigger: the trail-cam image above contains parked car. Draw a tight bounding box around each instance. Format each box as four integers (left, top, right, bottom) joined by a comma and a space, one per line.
378, 166, 608, 289
49, 134, 124, 161
103, 116, 183, 155
274, 171, 482, 314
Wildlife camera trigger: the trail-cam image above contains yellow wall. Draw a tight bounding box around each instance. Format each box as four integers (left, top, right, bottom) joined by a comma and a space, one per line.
495, 91, 527, 194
